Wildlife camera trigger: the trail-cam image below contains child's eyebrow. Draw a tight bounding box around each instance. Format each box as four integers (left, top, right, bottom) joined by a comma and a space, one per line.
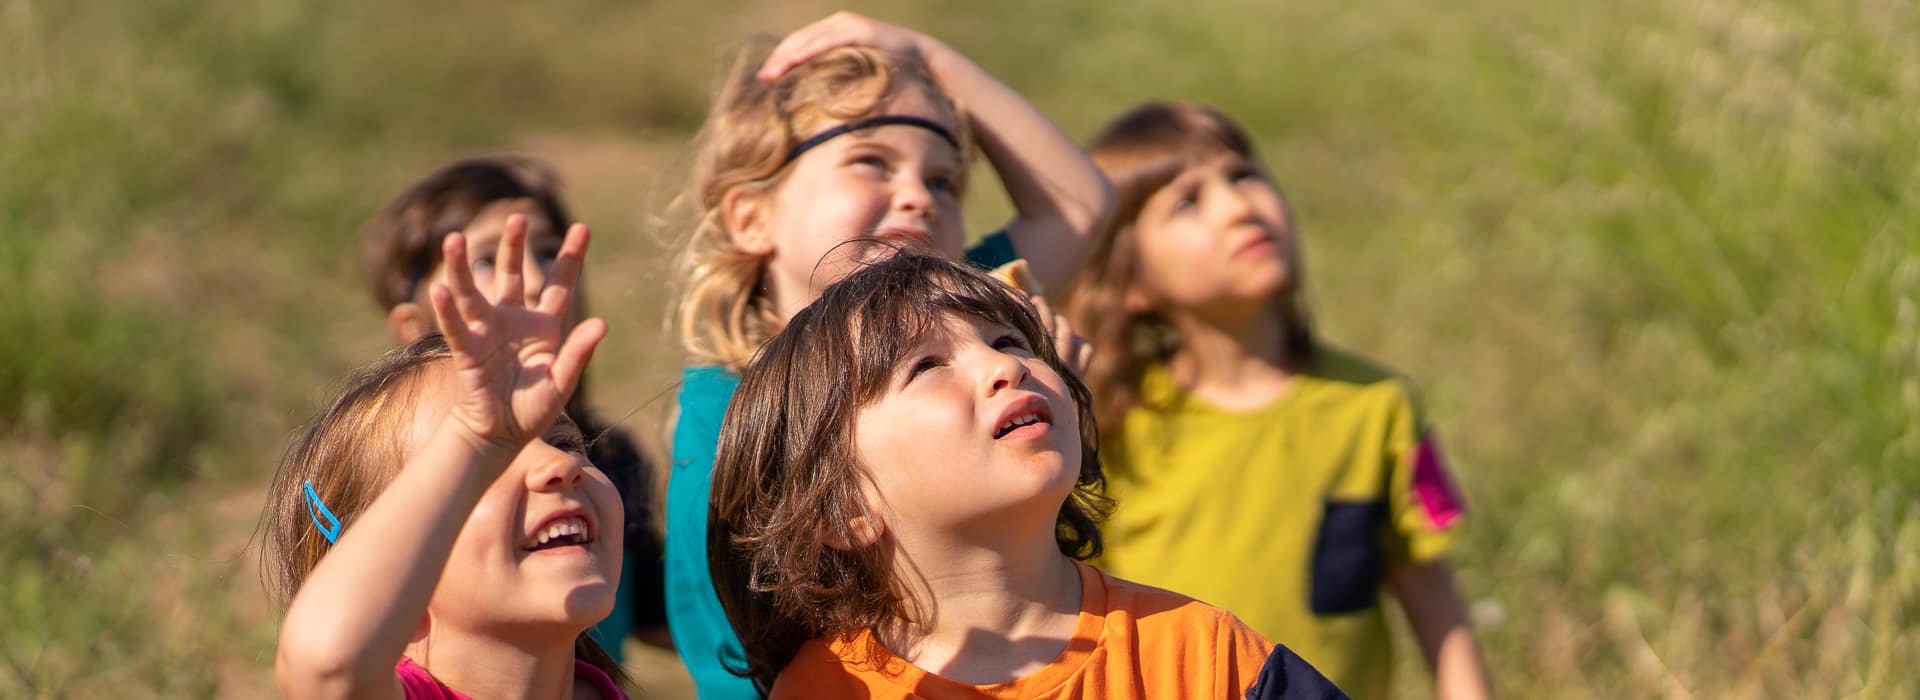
843, 132, 958, 165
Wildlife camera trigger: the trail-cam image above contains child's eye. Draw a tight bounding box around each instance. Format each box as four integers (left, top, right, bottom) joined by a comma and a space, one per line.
926, 174, 956, 193
850, 154, 890, 173
992, 333, 1032, 354
546, 432, 588, 455
472, 256, 496, 272
906, 356, 943, 381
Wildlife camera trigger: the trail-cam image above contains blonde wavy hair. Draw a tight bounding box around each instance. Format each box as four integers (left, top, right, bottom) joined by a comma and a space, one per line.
675, 41, 971, 371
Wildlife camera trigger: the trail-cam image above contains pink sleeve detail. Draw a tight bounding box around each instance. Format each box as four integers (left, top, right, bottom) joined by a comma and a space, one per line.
574, 660, 630, 700
1412, 438, 1465, 529
395, 658, 467, 699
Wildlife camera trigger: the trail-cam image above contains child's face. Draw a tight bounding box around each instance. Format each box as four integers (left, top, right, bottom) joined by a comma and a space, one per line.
419, 201, 574, 326
751, 87, 967, 320
851, 313, 1080, 540
1131, 155, 1297, 315
408, 365, 623, 634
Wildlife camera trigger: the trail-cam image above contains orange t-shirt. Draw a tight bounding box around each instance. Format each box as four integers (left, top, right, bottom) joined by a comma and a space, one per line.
769, 561, 1274, 699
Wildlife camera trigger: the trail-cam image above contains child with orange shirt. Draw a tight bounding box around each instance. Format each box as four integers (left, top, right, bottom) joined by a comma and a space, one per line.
706, 251, 1340, 698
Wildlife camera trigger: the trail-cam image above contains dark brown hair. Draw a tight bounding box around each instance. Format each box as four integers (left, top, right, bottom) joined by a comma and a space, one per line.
1069, 101, 1316, 429
676, 41, 972, 371
361, 156, 574, 310
259, 334, 631, 690
707, 250, 1109, 692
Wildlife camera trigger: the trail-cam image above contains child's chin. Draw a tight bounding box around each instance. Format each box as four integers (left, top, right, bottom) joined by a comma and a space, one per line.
561, 585, 619, 622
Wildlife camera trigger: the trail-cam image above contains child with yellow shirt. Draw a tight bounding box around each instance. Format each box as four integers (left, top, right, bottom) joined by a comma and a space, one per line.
1068, 102, 1494, 700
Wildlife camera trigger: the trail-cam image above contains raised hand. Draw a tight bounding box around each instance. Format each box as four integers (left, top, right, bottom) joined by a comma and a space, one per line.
427, 214, 607, 452
1027, 293, 1093, 378
758, 12, 939, 81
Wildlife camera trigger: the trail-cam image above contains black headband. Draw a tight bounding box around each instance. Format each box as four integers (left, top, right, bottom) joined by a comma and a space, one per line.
781, 115, 961, 168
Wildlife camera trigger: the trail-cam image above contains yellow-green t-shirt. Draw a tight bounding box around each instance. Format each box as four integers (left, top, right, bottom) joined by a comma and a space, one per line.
1096, 347, 1466, 700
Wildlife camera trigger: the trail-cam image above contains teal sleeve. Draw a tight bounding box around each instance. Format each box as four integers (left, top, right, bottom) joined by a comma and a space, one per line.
964, 229, 1019, 269
665, 366, 763, 699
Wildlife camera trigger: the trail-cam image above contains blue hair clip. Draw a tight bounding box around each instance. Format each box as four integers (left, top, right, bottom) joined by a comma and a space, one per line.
303, 480, 342, 544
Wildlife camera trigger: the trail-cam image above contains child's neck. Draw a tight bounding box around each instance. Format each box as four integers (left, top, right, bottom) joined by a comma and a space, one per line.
879, 526, 1084, 686
1164, 299, 1297, 411
406, 628, 591, 700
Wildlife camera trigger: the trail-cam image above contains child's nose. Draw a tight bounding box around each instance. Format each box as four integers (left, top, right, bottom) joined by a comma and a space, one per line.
983, 349, 1029, 395
526, 443, 587, 491
1211, 182, 1256, 224
892, 177, 936, 217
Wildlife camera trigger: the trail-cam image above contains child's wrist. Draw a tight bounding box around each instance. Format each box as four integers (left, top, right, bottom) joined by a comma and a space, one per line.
441, 417, 524, 464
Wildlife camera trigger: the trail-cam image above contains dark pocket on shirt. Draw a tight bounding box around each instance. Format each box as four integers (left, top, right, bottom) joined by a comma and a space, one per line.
1309, 499, 1386, 615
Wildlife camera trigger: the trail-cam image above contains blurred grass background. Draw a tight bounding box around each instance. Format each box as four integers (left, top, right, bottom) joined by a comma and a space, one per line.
2, 0, 1915, 696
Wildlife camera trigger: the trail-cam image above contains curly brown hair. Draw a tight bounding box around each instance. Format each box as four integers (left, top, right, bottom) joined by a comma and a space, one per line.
706, 249, 1109, 692
1069, 101, 1316, 429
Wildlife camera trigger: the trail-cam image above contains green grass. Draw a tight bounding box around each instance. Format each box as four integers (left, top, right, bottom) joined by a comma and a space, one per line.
3, 0, 1915, 696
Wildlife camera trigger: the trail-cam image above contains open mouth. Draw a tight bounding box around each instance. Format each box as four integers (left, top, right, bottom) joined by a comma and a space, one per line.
873, 225, 934, 248
1234, 230, 1279, 258
994, 398, 1054, 440
524, 514, 595, 552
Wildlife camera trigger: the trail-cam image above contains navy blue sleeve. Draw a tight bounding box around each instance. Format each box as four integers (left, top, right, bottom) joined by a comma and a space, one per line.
964, 229, 1019, 269
1245, 643, 1350, 700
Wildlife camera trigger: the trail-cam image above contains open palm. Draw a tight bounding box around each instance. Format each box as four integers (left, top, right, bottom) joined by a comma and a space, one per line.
428, 214, 606, 451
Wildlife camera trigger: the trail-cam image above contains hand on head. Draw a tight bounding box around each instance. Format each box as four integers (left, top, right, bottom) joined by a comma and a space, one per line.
427, 213, 607, 453
758, 12, 937, 81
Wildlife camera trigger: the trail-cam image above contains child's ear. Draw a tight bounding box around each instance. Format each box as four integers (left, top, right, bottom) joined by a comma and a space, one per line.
721, 188, 776, 256
818, 514, 885, 551
386, 302, 437, 344
1122, 286, 1156, 314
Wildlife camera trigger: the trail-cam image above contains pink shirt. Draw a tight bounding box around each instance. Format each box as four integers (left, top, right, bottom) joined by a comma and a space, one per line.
395, 657, 627, 699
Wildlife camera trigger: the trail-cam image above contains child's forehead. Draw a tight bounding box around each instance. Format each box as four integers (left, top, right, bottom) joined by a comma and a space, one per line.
401, 362, 458, 453
1171, 152, 1256, 182
795, 84, 960, 154
887, 309, 1018, 350
458, 199, 561, 245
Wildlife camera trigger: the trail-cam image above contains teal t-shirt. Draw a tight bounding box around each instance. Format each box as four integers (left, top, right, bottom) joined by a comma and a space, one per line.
665, 233, 1019, 698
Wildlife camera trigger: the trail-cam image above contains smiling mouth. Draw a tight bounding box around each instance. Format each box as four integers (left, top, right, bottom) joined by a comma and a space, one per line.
525, 515, 595, 552
994, 408, 1053, 439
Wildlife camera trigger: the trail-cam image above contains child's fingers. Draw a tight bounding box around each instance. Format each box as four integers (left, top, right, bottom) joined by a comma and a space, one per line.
428, 283, 477, 355
1028, 294, 1088, 373
759, 13, 885, 80
1028, 294, 1060, 334
761, 32, 835, 80
440, 234, 490, 322
495, 214, 527, 308
549, 317, 608, 399
1073, 340, 1095, 377
538, 223, 590, 315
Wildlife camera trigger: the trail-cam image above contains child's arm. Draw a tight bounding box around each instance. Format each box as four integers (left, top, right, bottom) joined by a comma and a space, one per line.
1388, 558, 1495, 700
759, 12, 1116, 294
276, 217, 605, 700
